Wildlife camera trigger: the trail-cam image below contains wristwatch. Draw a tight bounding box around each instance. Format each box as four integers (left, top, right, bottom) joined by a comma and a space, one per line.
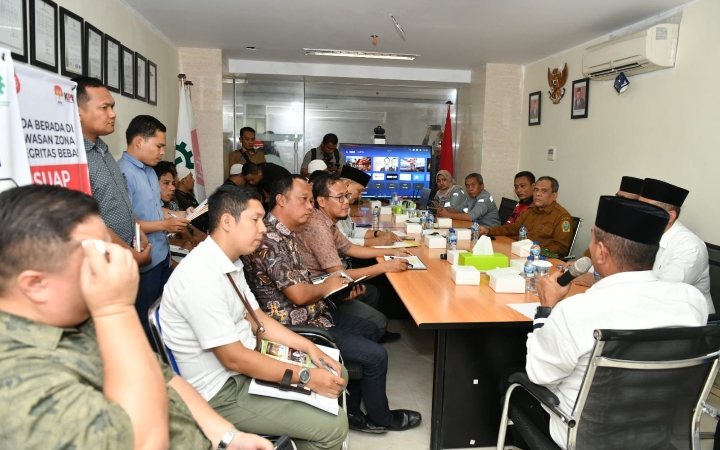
536, 306, 552, 315
297, 367, 311, 388
374, 230, 380, 237
216, 428, 240, 450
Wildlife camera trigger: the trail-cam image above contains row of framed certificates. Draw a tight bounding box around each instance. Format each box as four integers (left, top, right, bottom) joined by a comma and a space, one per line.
0, 0, 158, 105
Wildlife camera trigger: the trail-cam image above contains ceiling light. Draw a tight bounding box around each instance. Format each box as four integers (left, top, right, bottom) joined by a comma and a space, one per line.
304, 49, 418, 61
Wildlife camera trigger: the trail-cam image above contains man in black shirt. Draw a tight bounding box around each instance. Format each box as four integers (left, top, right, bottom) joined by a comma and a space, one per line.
242, 162, 291, 204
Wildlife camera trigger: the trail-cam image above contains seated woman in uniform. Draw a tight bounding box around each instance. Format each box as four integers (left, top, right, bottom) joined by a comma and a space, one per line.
432, 170, 467, 211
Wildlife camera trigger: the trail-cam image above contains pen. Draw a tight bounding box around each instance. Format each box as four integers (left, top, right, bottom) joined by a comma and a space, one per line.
168, 212, 179, 218
318, 358, 349, 396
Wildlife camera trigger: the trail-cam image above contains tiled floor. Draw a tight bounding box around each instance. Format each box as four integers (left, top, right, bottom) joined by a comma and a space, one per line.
350, 319, 720, 450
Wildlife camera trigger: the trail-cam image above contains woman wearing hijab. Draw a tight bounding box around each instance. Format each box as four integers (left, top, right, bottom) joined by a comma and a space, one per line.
433, 170, 467, 211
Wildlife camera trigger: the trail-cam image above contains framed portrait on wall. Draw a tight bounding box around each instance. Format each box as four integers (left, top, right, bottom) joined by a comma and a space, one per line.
59, 7, 83, 77
103, 33, 120, 92
528, 91, 541, 126
571, 78, 590, 119
0, 0, 28, 62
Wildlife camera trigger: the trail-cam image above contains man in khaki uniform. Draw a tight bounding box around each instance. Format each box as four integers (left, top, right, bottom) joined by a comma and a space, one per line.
479, 176, 574, 256
229, 127, 266, 170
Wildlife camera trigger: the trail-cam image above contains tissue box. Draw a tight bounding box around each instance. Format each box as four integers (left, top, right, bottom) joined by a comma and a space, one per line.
392, 214, 408, 223
511, 239, 533, 257
370, 201, 382, 209
437, 218, 453, 228
380, 206, 392, 215
454, 228, 471, 240
459, 252, 509, 271
509, 258, 527, 269
423, 235, 446, 249
487, 267, 525, 293
451, 265, 481, 285
447, 249, 463, 265
405, 223, 422, 234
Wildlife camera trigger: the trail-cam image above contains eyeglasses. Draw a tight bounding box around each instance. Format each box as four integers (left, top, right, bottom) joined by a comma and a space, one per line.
324, 193, 353, 203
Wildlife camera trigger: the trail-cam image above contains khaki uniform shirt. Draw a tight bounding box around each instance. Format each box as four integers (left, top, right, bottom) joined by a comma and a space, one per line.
229, 149, 266, 168
487, 201, 574, 255
0, 311, 211, 449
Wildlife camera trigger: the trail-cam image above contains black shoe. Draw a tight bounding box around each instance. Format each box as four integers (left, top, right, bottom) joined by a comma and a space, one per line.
378, 331, 401, 343
347, 411, 388, 434
387, 409, 422, 431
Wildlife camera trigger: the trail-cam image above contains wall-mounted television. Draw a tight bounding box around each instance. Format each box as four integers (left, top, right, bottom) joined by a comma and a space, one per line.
342, 143, 432, 199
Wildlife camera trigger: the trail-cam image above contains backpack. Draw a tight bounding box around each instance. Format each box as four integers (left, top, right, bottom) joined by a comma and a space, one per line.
311, 147, 340, 167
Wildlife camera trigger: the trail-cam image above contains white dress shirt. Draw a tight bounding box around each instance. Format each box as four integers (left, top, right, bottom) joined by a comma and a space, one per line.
160, 237, 260, 401
526, 271, 708, 448
653, 220, 713, 313
337, 215, 369, 246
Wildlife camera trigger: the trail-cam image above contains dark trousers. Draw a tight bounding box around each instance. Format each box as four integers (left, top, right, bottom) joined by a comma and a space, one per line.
500, 370, 551, 448
137, 254, 171, 348
328, 308, 393, 427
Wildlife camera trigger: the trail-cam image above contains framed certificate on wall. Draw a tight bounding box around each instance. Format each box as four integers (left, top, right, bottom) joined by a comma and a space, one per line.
103, 33, 120, 92
135, 52, 147, 102
59, 7, 83, 77
148, 60, 157, 105
120, 45, 135, 98
30, 0, 58, 72
84, 22, 103, 81
0, 0, 28, 62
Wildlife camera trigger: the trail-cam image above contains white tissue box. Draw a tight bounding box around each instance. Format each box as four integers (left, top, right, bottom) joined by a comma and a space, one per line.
511, 239, 533, 257
509, 258, 527, 269
405, 223, 422, 234
487, 267, 526, 293
451, 265, 481, 285
370, 201, 382, 209
392, 214, 408, 223
447, 249, 463, 265
423, 235, 446, 249
437, 218, 453, 228
454, 228, 471, 240
380, 206, 392, 215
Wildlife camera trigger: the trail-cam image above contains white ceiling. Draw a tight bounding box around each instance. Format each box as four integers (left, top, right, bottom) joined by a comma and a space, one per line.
125, 0, 691, 70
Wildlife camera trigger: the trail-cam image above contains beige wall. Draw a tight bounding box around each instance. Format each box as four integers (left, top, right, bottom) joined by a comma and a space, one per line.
456, 64, 522, 200
519, 0, 720, 254
179, 48, 224, 193
54, 0, 179, 158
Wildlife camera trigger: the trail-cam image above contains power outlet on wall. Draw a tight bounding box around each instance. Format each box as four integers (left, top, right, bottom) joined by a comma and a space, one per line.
547, 147, 556, 161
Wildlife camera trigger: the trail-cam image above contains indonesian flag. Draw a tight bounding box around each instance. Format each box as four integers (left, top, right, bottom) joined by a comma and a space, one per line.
438, 104, 454, 175
175, 83, 206, 201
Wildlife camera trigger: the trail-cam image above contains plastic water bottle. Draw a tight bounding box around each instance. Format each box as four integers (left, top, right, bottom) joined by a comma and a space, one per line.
446, 228, 458, 252
524, 256, 536, 294
427, 212, 435, 230
372, 206, 380, 230
519, 223, 528, 241
420, 211, 427, 230
530, 241, 541, 258
470, 220, 480, 242
391, 192, 399, 206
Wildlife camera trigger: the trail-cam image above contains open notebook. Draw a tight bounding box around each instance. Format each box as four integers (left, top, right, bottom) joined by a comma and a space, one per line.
248, 344, 341, 415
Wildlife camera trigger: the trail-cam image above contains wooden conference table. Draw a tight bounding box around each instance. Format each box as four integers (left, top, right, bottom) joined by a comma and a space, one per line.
352, 205, 587, 449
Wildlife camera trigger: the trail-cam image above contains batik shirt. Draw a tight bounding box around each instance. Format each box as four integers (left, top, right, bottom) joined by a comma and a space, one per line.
242, 213, 334, 329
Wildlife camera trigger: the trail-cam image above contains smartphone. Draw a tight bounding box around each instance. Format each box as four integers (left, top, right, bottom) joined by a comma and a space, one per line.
273, 435, 293, 450
430, 124, 442, 131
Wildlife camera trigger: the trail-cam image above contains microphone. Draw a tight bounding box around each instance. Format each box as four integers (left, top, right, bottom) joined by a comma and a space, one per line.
556, 257, 593, 286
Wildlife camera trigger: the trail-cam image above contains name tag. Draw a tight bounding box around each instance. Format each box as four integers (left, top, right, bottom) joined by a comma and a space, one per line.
489, 196, 494, 202
452, 193, 459, 196
463, 208, 469, 213
478, 199, 484, 203
444, 201, 451, 207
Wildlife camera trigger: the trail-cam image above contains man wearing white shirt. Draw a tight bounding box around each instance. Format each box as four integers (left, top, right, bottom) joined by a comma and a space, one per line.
161, 185, 348, 450
519, 196, 708, 449
638, 178, 713, 313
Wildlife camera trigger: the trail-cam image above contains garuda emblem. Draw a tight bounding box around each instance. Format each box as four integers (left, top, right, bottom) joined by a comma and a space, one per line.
547, 63, 568, 104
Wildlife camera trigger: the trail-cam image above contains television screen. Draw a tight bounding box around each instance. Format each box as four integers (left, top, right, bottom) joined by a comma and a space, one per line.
342, 143, 432, 198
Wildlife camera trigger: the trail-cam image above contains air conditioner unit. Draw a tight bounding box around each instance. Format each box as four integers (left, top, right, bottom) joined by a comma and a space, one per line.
582, 24, 679, 80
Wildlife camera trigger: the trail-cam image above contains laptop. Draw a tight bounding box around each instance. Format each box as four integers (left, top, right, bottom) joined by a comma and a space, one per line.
417, 187, 432, 210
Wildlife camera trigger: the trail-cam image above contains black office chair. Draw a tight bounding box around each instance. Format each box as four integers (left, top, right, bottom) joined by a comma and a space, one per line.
705, 242, 720, 315
559, 217, 582, 261
497, 197, 517, 224
497, 325, 720, 450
